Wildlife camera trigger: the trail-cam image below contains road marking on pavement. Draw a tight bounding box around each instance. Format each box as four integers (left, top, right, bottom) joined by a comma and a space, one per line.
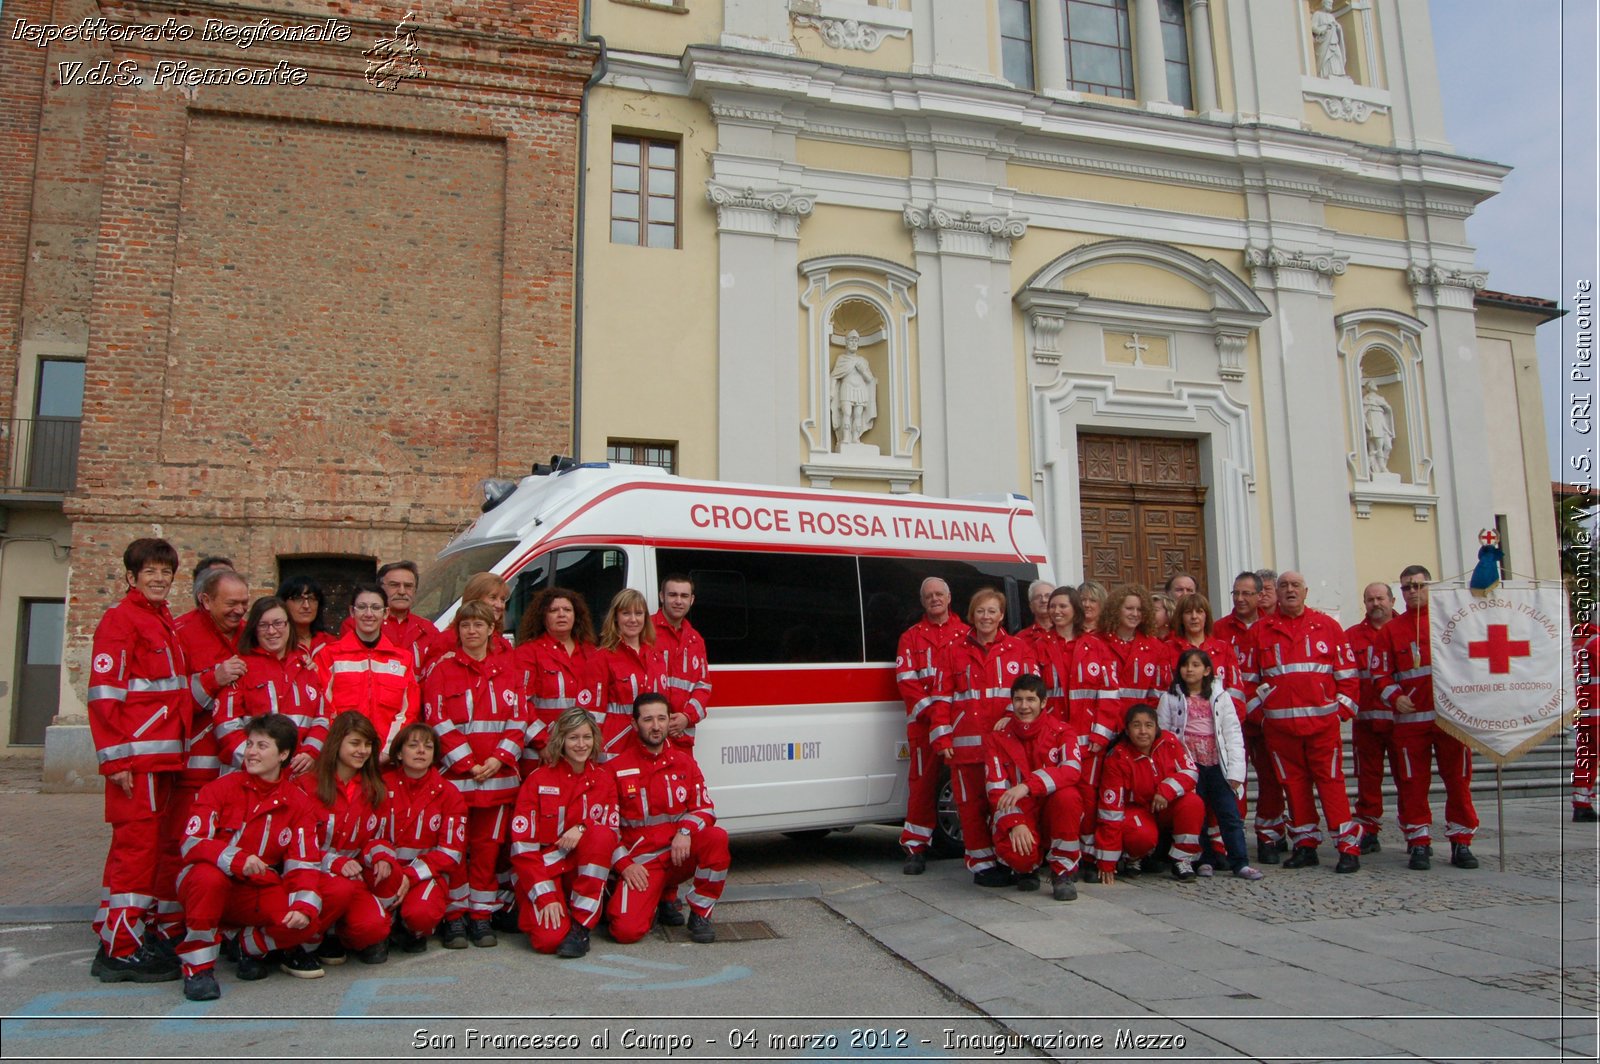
561, 954, 753, 991
0, 946, 96, 980
0, 925, 55, 935
335, 975, 458, 1020
4, 987, 162, 1040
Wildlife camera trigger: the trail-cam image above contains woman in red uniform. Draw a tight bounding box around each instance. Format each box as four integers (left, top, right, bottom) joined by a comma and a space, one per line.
381, 723, 468, 953
927, 588, 1038, 887
216, 598, 328, 777
300, 712, 396, 964
515, 587, 604, 772
422, 572, 513, 673
423, 601, 526, 947
508, 707, 618, 958
317, 584, 418, 762
1036, 586, 1089, 737
596, 588, 665, 764
1094, 705, 1206, 882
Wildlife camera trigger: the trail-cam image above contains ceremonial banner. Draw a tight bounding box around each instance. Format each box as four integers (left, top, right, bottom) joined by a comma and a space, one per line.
1432, 583, 1574, 764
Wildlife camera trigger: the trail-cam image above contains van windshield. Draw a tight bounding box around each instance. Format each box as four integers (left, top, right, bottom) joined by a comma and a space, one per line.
412, 541, 518, 623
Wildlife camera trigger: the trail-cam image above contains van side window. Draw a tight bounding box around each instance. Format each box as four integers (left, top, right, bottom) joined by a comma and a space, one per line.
858, 557, 1041, 660
504, 556, 552, 642
554, 548, 628, 621
655, 549, 864, 665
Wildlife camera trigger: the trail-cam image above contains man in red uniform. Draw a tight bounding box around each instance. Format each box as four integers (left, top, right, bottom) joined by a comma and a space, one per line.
652, 574, 712, 750
894, 577, 969, 874
605, 692, 729, 944
1243, 570, 1362, 872
1214, 570, 1284, 864
1345, 580, 1395, 854
1575, 624, 1600, 821
87, 538, 187, 982
378, 561, 439, 674
162, 569, 250, 942
176, 713, 327, 999
1373, 565, 1479, 870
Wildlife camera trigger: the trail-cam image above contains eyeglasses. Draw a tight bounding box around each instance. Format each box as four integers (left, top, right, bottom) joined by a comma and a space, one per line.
286, 591, 318, 603
1400, 582, 1428, 591
257, 619, 290, 631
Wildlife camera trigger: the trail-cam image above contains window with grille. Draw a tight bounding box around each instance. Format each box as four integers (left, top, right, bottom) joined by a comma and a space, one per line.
611, 135, 679, 249
999, 0, 1035, 89
1158, 0, 1193, 108
607, 439, 677, 473
1064, 0, 1133, 98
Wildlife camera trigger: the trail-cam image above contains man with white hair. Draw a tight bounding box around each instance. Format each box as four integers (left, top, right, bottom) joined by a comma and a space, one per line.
894, 577, 969, 873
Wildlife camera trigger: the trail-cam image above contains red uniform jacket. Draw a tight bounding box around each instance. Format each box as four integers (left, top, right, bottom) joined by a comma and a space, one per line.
1213, 612, 1263, 735
1094, 732, 1199, 871
1243, 608, 1360, 735
652, 611, 713, 747
597, 642, 666, 762
317, 631, 420, 755
216, 648, 329, 771
1100, 631, 1175, 721
515, 635, 605, 766
606, 738, 717, 873
983, 713, 1082, 836
1033, 630, 1092, 738
928, 631, 1039, 765
423, 650, 526, 807
895, 615, 971, 727
1070, 633, 1123, 749
297, 774, 397, 876
508, 760, 619, 903
380, 766, 467, 887
88, 591, 190, 776
1344, 617, 1394, 735
1372, 607, 1435, 733
180, 769, 325, 919
174, 610, 240, 785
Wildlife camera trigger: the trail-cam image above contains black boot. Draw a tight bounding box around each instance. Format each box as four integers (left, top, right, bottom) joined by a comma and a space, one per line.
1256, 842, 1280, 865
1334, 852, 1360, 874
1450, 843, 1479, 869
902, 850, 927, 875
439, 918, 468, 950
1282, 847, 1319, 868
183, 968, 221, 1001
655, 899, 687, 927
1408, 845, 1431, 870
555, 925, 591, 959
1359, 833, 1381, 855
1575, 806, 1599, 822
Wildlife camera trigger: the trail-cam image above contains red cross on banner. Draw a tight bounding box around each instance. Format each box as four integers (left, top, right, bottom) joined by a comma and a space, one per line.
1467, 623, 1531, 674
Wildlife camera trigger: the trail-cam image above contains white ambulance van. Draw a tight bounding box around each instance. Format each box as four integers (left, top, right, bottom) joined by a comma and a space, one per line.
412, 461, 1052, 851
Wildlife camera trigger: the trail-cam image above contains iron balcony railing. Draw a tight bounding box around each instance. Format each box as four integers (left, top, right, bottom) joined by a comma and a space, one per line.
0, 417, 81, 495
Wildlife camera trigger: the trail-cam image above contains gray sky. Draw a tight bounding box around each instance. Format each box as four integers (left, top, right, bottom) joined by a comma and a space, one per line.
1430, 0, 1597, 488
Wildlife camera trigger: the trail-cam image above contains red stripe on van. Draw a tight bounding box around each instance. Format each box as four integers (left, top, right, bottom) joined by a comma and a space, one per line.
710, 666, 900, 708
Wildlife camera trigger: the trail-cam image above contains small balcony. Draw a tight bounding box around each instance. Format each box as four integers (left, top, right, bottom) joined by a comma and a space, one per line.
0, 417, 81, 504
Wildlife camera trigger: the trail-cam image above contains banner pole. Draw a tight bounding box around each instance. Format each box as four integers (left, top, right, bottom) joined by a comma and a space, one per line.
1496, 763, 1506, 872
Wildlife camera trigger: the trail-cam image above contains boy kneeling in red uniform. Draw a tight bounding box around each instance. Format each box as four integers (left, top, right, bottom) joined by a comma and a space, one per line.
984, 674, 1084, 901
176, 713, 327, 1000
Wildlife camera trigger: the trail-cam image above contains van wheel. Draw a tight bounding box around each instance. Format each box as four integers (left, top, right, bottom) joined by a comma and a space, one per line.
931, 765, 963, 859
783, 829, 832, 845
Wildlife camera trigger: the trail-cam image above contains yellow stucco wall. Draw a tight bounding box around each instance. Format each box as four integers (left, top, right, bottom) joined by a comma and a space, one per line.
1008, 165, 1248, 220
1351, 506, 1441, 594
1303, 105, 1394, 145
591, 0, 723, 57
797, 204, 916, 266
1334, 264, 1415, 317
792, 23, 913, 72
581, 88, 718, 477
797, 139, 913, 179
1325, 205, 1407, 241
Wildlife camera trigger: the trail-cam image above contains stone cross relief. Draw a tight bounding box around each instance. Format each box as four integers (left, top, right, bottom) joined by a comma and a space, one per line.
828, 328, 883, 449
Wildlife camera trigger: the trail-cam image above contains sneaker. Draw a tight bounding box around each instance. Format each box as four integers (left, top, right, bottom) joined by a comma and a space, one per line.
279, 947, 325, 979
1283, 847, 1319, 869
1233, 865, 1264, 881
1255, 843, 1280, 866
902, 850, 927, 876
96, 945, 180, 984
315, 937, 347, 965
687, 913, 716, 944
1195, 862, 1214, 878
655, 899, 687, 927
1118, 857, 1142, 878
467, 919, 497, 948
1575, 807, 1599, 823
973, 866, 1015, 888
1450, 843, 1479, 869
235, 952, 270, 982
356, 940, 389, 964
1171, 859, 1196, 881
1015, 871, 1041, 892
1334, 852, 1360, 874
1051, 872, 1077, 901
439, 918, 469, 950
183, 968, 221, 1001
1359, 834, 1382, 855
1408, 845, 1431, 870
555, 925, 590, 959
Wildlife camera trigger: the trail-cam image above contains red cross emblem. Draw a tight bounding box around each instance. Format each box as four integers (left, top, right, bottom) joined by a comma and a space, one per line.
1479, 529, 1500, 548
1468, 624, 1531, 674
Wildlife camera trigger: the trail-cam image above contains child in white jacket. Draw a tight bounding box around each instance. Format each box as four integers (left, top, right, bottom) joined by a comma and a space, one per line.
1157, 649, 1262, 880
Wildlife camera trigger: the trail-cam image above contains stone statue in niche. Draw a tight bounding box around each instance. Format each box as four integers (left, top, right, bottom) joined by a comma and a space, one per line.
1362, 378, 1396, 478
828, 328, 881, 449
1311, 0, 1349, 80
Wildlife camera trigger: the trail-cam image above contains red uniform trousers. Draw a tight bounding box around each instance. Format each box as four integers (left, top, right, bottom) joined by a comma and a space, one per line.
449, 805, 511, 921
1246, 726, 1286, 846
176, 864, 318, 972
898, 718, 939, 855
1576, 717, 1598, 811
316, 869, 393, 950
1351, 719, 1395, 841
1392, 726, 1477, 846
518, 826, 618, 954
151, 781, 205, 939
95, 771, 173, 956
992, 789, 1084, 877
606, 826, 731, 944
395, 877, 451, 936
947, 763, 995, 873
1076, 745, 1105, 855
1265, 721, 1358, 855
1117, 794, 1205, 863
